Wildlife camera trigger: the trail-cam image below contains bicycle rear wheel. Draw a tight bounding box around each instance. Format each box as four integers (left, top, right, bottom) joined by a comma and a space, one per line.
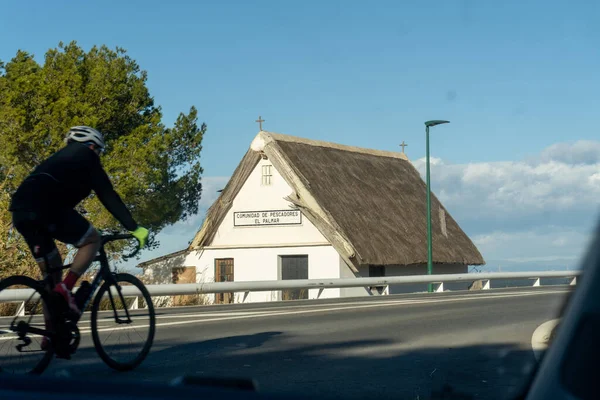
91, 273, 155, 371
0, 275, 54, 374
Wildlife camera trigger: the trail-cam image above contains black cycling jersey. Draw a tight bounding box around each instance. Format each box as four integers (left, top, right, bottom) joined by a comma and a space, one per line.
9, 142, 137, 231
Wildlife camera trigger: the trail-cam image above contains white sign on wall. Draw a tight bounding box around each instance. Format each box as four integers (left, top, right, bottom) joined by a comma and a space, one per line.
234, 210, 302, 227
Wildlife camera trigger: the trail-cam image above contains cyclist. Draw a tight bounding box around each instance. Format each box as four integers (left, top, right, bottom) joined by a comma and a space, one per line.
9, 126, 149, 322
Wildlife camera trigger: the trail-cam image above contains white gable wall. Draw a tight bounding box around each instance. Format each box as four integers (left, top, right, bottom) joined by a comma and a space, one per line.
210, 158, 328, 247
191, 245, 341, 303
140, 158, 343, 305
192, 158, 341, 303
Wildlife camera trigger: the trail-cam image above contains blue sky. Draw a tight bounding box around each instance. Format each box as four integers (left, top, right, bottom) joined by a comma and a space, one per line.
2, 1, 599, 272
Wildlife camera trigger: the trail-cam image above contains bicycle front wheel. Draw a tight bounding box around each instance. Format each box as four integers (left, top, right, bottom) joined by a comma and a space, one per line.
91, 273, 155, 371
0, 275, 54, 375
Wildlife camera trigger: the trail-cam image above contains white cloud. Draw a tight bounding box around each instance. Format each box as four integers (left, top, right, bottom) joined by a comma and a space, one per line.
472, 227, 593, 265
411, 140, 600, 269
538, 140, 600, 165
411, 141, 600, 224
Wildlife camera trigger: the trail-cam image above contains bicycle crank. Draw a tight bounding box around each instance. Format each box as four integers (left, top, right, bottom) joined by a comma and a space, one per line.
66, 321, 81, 354
53, 320, 80, 359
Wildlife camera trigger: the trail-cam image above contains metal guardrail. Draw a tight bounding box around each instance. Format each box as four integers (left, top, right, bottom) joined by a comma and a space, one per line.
135, 270, 580, 297
0, 271, 580, 305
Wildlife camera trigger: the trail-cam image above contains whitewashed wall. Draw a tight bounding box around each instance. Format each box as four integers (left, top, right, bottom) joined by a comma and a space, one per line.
190, 245, 340, 303
339, 257, 370, 298
210, 158, 328, 247
142, 251, 195, 284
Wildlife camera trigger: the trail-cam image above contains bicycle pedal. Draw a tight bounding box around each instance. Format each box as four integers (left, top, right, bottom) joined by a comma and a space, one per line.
53, 338, 73, 360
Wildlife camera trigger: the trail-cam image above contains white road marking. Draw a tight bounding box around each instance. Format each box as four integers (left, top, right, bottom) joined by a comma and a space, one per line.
145, 288, 568, 318
0, 289, 569, 340
153, 310, 314, 319
82, 289, 570, 334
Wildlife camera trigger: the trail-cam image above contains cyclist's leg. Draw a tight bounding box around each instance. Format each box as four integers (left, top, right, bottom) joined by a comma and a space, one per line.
11, 211, 63, 282
50, 209, 101, 291
37, 249, 62, 348
11, 211, 62, 342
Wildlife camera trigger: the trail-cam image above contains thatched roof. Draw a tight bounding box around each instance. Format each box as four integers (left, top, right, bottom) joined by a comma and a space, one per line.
189, 131, 485, 269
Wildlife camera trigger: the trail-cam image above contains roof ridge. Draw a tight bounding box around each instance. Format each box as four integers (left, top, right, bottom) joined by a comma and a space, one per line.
259, 131, 409, 161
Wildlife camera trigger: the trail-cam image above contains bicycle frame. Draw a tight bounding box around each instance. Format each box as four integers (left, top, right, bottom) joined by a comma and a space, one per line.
70, 233, 139, 323
12, 233, 139, 346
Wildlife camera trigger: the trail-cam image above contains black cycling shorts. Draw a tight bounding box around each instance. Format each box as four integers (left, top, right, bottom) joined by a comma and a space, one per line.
12, 209, 95, 262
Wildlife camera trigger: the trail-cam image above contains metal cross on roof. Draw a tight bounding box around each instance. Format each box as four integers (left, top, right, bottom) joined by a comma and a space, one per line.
400, 141, 408, 153
255, 116, 265, 131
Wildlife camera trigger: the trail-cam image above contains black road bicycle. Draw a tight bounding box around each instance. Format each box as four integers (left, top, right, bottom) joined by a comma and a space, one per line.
0, 233, 156, 374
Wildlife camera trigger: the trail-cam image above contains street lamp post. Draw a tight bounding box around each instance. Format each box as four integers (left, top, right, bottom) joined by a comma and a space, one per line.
424, 120, 450, 292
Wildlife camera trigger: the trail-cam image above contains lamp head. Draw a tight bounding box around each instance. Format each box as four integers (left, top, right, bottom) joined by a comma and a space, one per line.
425, 120, 450, 128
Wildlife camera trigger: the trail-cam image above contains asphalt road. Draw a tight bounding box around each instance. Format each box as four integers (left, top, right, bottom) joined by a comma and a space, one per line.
38, 287, 571, 400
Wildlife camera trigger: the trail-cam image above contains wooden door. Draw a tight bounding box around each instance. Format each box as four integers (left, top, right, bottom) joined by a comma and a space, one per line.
215, 258, 234, 304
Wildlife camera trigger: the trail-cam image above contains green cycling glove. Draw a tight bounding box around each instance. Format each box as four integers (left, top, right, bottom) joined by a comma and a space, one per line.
130, 226, 149, 249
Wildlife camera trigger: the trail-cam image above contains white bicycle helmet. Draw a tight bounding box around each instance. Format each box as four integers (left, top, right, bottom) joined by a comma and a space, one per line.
65, 126, 105, 149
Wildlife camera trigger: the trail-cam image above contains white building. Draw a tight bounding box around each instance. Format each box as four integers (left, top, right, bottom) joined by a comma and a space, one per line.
139, 131, 484, 304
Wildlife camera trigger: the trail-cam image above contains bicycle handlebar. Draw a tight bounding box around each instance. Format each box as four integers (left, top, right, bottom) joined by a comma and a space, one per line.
101, 233, 134, 244
101, 233, 141, 259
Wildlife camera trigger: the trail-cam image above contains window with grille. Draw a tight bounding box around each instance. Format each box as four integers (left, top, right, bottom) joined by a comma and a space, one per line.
262, 164, 272, 185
